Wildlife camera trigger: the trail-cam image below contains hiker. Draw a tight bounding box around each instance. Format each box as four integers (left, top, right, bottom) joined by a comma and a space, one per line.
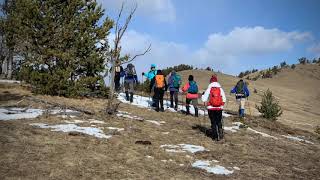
202, 75, 226, 141
114, 61, 124, 92
142, 64, 158, 106
150, 70, 167, 112
167, 70, 181, 110
122, 63, 138, 103
230, 79, 250, 118
182, 75, 199, 117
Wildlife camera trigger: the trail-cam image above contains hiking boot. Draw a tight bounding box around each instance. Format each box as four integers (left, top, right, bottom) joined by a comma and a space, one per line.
160, 107, 164, 112
125, 91, 129, 101
129, 92, 134, 103
155, 108, 160, 112
186, 106, 190, 115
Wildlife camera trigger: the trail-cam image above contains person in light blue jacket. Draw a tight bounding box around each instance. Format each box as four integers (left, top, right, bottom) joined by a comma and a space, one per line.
230, 79, 250, 118
142, 64, 158, 107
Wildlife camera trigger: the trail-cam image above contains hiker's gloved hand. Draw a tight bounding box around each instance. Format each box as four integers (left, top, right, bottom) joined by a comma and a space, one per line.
202, 91, 205, 95
142, 72, 145, 76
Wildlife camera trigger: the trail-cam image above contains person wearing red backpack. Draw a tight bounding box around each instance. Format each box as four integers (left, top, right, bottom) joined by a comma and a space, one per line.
201, 75, 226, 141
150, 70, 168, 112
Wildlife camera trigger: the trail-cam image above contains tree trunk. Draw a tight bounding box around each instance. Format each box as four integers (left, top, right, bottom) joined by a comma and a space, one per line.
7, 48, 13, 79
106, 55, 116, 114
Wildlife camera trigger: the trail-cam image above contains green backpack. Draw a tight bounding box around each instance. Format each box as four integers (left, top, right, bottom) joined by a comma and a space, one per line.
173, 74, 181, 88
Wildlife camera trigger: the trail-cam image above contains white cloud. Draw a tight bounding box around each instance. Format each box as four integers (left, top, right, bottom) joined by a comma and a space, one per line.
109, 27, 312, 76
97, 0, 176, 23
202, 26, 312, 56
307, 43, 320, 57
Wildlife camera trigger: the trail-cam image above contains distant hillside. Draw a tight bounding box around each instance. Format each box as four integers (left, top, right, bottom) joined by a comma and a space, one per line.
177, 64, 320, 133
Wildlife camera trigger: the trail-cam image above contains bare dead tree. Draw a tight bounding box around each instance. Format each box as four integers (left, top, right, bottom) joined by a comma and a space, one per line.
106, 3, 151, 114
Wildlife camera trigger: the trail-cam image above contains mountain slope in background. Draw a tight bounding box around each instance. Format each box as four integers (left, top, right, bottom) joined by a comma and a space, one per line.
178, 64, 320, 132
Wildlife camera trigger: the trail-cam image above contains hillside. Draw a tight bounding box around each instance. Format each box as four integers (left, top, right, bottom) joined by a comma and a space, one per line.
0, 83, 319, 179
178, 64, 320, 132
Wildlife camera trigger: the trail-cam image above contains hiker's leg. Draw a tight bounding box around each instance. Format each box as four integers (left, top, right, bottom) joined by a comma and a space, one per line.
129, 81, 134, 103
212, 111, 220, 140
240, 98, 246, 117
124, 81, 129, 101
192, 98, 199, 117
174, 91, 178, 109
154, 88, 160, 111
186, 98, 191, 114
159, 89, 164, 111
208, 110, 217, 140
170, 91, 174, 108
216, 110, 223, 139
236, 98, 241, 117
114, 75, 120, 91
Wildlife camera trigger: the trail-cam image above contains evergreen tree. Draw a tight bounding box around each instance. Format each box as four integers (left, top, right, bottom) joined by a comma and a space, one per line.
256, 89, 283, 120
3, 0, 113, 96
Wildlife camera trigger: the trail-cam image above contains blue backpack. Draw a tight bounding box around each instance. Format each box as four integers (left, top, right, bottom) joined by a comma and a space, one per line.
173, 74, 181, 88
188, 81, 198, 94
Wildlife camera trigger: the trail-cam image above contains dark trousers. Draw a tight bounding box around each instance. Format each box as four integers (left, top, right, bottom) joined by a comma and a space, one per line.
170, 91, 178, 108
208, 110, 223, 140
154, 88, 164, 110
114, 74, 121, 91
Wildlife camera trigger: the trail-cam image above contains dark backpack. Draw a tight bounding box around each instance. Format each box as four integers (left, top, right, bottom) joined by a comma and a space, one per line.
188, 81, 198, 94
126, 66, 136, 78
236, 81, 245, 95
173, 74, 181, 88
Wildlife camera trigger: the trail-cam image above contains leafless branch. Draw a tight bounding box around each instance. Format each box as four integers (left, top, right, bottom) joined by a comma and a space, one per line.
121, 44, 151, 65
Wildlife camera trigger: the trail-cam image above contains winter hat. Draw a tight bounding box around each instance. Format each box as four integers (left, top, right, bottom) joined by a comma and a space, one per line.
210, 75, 218, 83
188, 75, 194, 81
151, 64, 156, 68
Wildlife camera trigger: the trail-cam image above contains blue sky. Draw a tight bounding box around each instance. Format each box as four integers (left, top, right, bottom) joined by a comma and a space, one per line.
101, 0, 320, 75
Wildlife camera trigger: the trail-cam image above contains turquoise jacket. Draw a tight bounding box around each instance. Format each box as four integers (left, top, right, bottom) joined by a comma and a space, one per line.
144, 70, 157, 80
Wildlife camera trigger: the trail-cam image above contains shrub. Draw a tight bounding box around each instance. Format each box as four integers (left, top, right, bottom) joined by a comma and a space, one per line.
298, 57, 307, 64
256, 89, 283, 120
291, 64, 296, 69
280, 61, 288, 68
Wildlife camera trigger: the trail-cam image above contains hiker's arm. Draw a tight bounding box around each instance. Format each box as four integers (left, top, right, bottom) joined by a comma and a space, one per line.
221, 88, 227, 103
201, 86, 210, 102
245, 86, 250, 97
230, 86, 236, 94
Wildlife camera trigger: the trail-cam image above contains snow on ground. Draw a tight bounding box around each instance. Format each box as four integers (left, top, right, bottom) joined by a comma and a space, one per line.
192, 160, 234, 175
58, 115, 77, 119
224, 122, 242, 132
117, 93, 231, 118
162, 132, 170, 135
282, 135, 314, 144
116, 112, 144, 121
247, 128, 278, 140
106, 127, 124, 131
89, 119, 106, 124
64, 120, 85, 124
30, 123, 111, 139
0, 108, 43, 120
146, 120, 166, 126
0, 79, 21, 84
161, 144, 208, 154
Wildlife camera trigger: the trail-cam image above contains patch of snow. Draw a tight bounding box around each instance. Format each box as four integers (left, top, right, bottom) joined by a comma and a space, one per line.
146, 120, 166, 126
233, 166, 240, 170
247, 128, 278, 139
117, 111, 131, 115
224, 122, 242, 132
116, 113, 144, 121
282, 135, 314, 144
161, 144, 207, 154
64, 120, 85, 124
146, 155, 154, 159
49, 109, 79, 115
0, 79, 21, 84
106, 127, 124, 131
161, 160, 167, 163
162, 132, 170, 135
117, 93, 231, 118
89, 119, 106, 124
192, 160, 234, 175
30, 123, 111, 139
179, 164, 184, 167
0, 108, 43, 120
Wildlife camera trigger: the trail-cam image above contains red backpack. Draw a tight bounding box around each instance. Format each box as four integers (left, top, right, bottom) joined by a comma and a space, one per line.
209, 87, 223, 107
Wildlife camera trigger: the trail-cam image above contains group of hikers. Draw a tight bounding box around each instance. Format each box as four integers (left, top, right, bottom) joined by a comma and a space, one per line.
114, 63, 250, 141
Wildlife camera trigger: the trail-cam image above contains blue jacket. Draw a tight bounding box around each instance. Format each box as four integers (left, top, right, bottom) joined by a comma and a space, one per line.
144, 70, 157, 80
168, 72, 179, 92
231, 84, 250, 99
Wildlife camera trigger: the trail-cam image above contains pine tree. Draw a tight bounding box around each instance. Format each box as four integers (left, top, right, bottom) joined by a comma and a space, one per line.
256, 89, 283, 120
4, 0, 113, 96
